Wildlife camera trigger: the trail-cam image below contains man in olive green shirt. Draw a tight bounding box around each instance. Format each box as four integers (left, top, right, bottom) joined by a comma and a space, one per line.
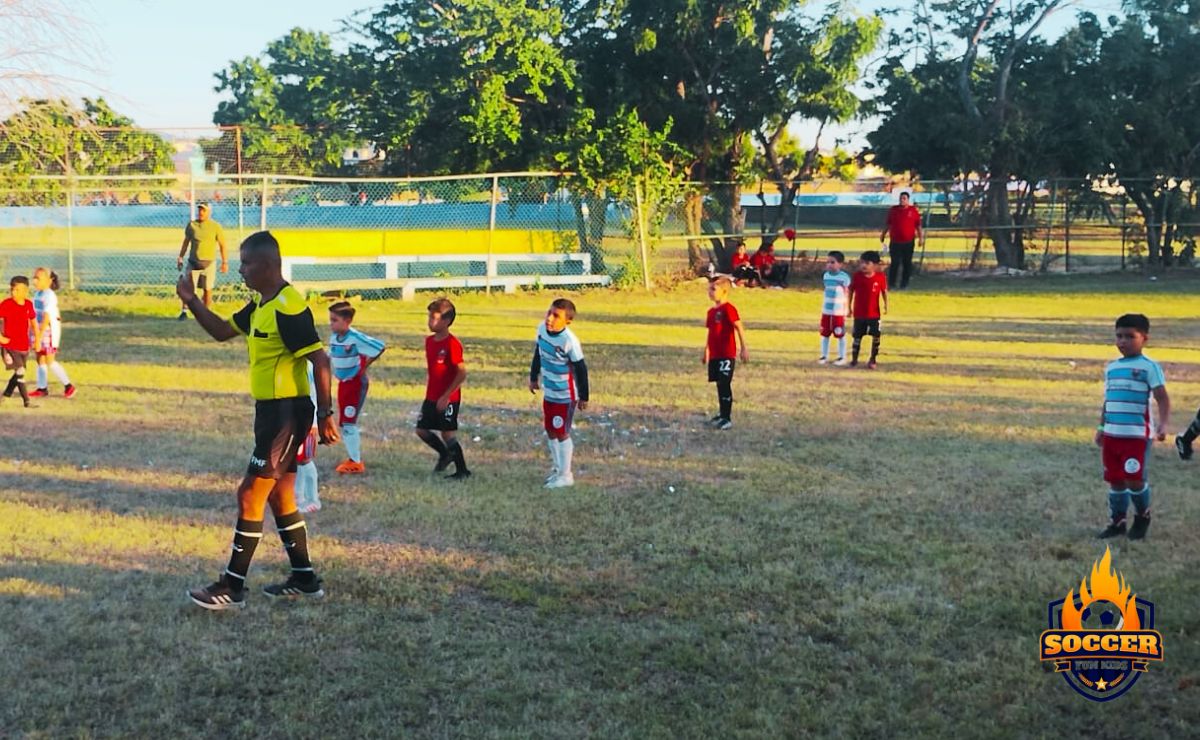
176, 202, 228, 318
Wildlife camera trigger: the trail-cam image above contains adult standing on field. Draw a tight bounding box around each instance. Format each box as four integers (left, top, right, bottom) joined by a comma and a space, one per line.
177, 230, 339, 610
175, 202, 228, 319
880, 191, 923, 290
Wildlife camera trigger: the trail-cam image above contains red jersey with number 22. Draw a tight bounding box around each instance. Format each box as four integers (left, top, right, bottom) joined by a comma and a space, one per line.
425, 334, 464, 402
850, 272, 888, 319
706, 302, 740, 359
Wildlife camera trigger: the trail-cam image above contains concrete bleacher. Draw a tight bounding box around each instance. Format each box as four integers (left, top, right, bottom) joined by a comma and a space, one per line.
282, 252, 611, 300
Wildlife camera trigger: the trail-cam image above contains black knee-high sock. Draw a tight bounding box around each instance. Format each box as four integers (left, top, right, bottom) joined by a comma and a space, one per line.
446, 437, 468, 472
1183, 408, 1200, 443
851, 337, 863, 363
275, 511, 315, 583
418, 430, 448, 456
223, 518, 263, 591
717, 377, 733, 420
869, 335, 881, 362
4, 373, 17, 397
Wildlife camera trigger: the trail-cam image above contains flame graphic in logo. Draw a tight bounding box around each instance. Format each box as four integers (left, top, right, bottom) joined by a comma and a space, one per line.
1060, 546, 1140, 631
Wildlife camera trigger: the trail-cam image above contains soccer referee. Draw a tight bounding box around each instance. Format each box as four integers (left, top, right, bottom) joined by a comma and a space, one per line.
177, 231, 339, 610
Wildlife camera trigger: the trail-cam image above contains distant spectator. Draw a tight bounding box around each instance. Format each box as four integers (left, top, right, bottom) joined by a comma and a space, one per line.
751, 242, 789, 289
730, 240, 758, 286
880, 191, 923, 290
175, 203, 228, 319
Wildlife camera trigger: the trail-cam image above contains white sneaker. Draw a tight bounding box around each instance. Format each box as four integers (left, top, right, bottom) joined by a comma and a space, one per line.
817, 357, 827, 365
544, 469, 559, 484
544, 474, 575, 489
832, 357, 847, 367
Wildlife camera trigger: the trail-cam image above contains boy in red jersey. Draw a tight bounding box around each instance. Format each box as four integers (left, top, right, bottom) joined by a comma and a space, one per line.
704, 276, 749, 430
416, 298, 470, 479
847, 250, 888, 369
0, 276, 37, 407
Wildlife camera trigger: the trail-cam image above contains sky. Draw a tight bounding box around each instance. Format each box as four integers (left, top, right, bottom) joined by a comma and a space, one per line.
49, 0, 353, 131
26, 0, 1118, 148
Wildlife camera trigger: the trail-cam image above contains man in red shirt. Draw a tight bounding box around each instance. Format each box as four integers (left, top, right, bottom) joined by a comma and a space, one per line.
749, 242, 789, 288
0, 275, 37, 406
847, 251, 888, 369
417, 297, 470, 478
880, 191, 923, 290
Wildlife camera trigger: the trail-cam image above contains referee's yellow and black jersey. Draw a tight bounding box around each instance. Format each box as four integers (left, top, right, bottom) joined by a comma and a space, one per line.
228, 284, 323, 400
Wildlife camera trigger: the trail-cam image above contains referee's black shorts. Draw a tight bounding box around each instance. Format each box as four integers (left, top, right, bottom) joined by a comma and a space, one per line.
248, 397, 315, 479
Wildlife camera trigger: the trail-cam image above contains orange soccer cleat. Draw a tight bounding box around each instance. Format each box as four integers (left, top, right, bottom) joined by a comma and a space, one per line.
335, 459, 365, 474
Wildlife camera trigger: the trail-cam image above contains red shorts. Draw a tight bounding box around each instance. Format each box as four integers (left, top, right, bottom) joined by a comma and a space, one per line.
543, 400, 576, 441
820, 314, 846, 338
1101, 434, 1150, 483
337, 370, 369, 426
295, 426, 317, 465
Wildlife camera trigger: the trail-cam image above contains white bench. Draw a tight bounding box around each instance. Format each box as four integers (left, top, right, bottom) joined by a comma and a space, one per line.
282, 252, 611, 300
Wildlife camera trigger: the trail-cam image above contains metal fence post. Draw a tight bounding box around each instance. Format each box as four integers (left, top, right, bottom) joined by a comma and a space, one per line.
65, 179, 75, 290
1120, 193, 1127, 271
1064, 184, 1071, 272
487, 175, 499, 294
260, 176, 268, 231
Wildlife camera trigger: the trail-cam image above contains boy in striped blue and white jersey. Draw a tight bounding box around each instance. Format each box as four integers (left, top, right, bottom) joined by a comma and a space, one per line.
328, 301, 387, 474
529, 298, 590, 489
1095, 314, 1170, 540
818, 251, 851, 365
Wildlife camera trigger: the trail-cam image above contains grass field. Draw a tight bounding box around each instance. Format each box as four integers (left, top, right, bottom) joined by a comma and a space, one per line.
2, 273, 1200, 737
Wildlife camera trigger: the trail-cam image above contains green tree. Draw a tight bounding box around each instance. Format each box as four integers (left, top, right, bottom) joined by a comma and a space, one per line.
0, 97, 172, 182
208, 29, 357, 175
870, 0, 1075, 268
567, 0, 880, 271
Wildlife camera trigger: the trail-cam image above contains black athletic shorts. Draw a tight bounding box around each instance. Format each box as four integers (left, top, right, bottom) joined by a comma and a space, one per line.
416, 399, 460, 431
852, 319, 882, 338
707, 357, 736, 383
248, 397, 315, 479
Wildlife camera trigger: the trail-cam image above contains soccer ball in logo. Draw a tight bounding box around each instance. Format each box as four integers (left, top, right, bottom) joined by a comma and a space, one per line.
1081, 600, 1124, 630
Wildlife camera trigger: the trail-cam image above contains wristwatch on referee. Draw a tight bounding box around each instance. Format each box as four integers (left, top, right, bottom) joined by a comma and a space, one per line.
316, 408, 335, 420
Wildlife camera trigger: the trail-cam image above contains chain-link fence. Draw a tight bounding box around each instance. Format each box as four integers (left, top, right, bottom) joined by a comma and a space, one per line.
3, 125, 1195, 295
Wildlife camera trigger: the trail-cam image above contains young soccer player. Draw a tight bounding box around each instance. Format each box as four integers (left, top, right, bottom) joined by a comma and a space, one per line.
0, 276, 37, 407
819, 251, 851, 366
29, 267, 75, 398
847, 250, 888, 368
1096, 314, 1170, 540
416, 298, 470, 479
294, 365, 321, 513
328, 301, 386, 474
529, 298, 589, 488
704, 276, 749, 430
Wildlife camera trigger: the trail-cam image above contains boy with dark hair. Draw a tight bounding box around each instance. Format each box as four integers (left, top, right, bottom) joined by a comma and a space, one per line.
530, 298, 589, 488
328, 301, 386, 474
0, 276, 37, 407
1097, 313, 1170, 540
847, 250, 888, 369
818, 250, 851, 365
704, 276, 749, 430
417, 298, 470, 479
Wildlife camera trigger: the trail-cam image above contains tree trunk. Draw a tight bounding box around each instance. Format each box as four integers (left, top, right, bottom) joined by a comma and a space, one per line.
572, 192, 609, 274
684, 189, 708, 273
1127, 188, 1162, 265
985, 177, 1023, 268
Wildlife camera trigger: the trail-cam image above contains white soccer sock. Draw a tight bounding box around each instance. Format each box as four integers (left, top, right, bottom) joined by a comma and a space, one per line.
819, 336, 829, 358
560, 437, 574, 478
49, 361, 69, 386
836, 337, 846, 359
36, 365, 47, 389
342, 424, 362, 462
295, 461, 320, 509
546, 437, 559, 475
